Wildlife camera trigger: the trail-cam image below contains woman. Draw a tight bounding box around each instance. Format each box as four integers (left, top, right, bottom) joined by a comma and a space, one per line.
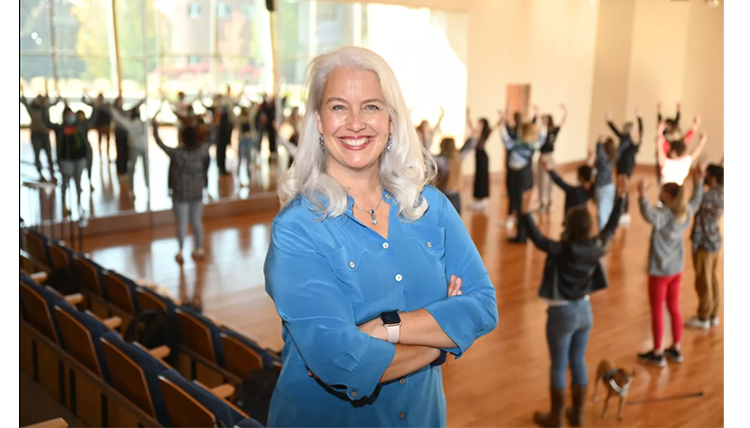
109, 103, 149, 199
465, 109, 501, 211
82, 92, 112, 158
536, 104, 567, 213
416, 106, 445, 152
75, 110, 95, 191
637, 167, 704, 367
264, 47, 498, 427
435, 135, 476, 215
152, 109, 213, 263
42, 104, 98, 215
521, 176, 626, 427
502, 121, 547, 243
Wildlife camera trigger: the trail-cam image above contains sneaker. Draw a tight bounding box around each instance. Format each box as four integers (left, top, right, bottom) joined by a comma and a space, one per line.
175, 253, 184, 264
619, 213, 631, 225
504, 218, 516, 229
191, 248, 205, 260
664, 347, 684, 363
711, 316, 720, 327
684, 316, 710, 330
637, 350, 666, 367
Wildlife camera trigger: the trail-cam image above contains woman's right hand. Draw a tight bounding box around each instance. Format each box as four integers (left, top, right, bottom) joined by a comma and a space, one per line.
447, 274, 463, 297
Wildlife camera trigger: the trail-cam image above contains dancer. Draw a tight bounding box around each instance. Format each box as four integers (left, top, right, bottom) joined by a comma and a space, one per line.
112, 95, 146, 175
280, 105, 302, 168
685, 163, 724, 330
108, 101, 149, 199
416, 106, 445, 152
237, 102, 261, 186
435, 136, 477, 215
636, 165, 705, 367
542, 160, 594, 215
162, 88, 199, 145
536, 104, 568, 213
258, 93, 278, 162
20, 84, 59, 182
502, 119, 547, 243
523, 175, 626, 428
465, 108, 502, 211
153, 109, 213, 263
657, 123, 707, 186
589, 135, 618, 231
82, 92, 112, 158
41, 102, 98, 215
202, 90, 239, 175
606, 109, 643, 225
75, 109, 96, 191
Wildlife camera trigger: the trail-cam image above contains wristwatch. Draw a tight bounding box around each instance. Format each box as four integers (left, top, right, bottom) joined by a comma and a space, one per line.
380, 311, 401, 344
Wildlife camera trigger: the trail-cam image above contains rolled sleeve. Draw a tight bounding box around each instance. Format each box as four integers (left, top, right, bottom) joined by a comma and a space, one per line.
423, 192, 498, 358
264, 221, 396, 400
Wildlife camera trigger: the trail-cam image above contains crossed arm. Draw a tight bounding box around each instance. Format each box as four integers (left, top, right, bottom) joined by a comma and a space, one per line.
265, 196, 497, 400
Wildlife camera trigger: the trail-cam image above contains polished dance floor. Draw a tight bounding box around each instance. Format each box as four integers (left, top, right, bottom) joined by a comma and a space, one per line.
77, 169, 723, 427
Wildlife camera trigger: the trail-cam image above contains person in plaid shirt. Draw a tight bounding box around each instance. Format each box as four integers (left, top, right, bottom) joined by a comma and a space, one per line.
685, 163, 724, 330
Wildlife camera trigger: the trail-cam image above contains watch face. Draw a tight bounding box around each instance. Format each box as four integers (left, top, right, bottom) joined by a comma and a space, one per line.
381, 311, 401, 326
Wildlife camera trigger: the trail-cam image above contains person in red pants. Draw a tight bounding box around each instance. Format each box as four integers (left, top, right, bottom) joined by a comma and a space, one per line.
636, 165, 706, 367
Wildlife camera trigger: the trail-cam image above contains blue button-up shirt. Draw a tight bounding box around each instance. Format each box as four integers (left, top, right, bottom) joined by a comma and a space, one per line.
264, 185, 498, 427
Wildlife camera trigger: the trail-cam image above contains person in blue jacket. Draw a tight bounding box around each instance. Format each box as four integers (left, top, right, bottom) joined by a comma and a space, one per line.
263, 46, 499, 428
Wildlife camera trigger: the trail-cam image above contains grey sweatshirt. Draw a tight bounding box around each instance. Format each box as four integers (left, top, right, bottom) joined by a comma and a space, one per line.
639, 182, 704, 276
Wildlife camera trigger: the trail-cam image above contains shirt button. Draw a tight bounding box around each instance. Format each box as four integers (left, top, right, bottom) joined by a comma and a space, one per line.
426, 241, 432, 248
395, 274, 402, 282
399, 378, 405, 385
398, 413, 405, 419
350, 391, 358, 398
385, 194, 391, 200
382, 242, 389, 249
349, 261, 355, 268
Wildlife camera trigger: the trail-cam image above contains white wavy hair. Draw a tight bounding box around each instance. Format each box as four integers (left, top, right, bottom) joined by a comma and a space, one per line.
278, 46, 436, 221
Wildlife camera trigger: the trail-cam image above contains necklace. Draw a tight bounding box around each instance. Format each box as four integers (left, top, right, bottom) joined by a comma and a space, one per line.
353, 193, 383, 225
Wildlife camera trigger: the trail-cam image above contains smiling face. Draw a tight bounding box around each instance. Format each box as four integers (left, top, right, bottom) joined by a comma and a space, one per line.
317, 67, 391, 175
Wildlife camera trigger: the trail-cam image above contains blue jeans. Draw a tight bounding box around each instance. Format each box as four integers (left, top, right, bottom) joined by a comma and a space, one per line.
596, 183, 615, 232
546, 299, 593, 390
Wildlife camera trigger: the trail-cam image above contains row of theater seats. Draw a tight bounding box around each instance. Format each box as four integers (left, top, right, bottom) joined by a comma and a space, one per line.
20, 227, 281, 427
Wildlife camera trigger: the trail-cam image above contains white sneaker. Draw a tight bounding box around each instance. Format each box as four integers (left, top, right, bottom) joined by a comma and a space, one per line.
619, 213, 631, 225
684, 316, 710, 330
711, 316, 720, 327
191, 248, 205, 260
504, 218, 516, 229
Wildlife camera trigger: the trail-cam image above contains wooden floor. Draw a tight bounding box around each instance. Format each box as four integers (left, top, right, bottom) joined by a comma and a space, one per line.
79, 169, 723, 428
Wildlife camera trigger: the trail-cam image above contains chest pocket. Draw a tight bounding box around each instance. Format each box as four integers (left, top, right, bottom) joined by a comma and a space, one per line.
325, 240, 389, 305
407, 225, 447, 290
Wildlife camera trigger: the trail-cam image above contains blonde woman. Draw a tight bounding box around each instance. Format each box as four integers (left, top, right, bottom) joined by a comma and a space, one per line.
636, 166, 705, 368
264, 47, 498, 427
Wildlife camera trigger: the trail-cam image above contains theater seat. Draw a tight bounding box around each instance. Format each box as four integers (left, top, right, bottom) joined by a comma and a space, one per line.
175, 307, 226, 367
54, 305, 116, 382
102, 270, 140, 315
20, 271, 74, 344
220, 328, 280, 379
158, 369, 261, 428
99, 331, 171, 426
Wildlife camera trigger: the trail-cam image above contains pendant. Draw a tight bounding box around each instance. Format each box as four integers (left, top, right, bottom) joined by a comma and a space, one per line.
369, 209, 377, 225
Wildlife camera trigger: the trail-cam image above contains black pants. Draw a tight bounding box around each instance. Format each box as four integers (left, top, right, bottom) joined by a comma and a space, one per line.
508, 164, 534, 241
115, 127, 129, 175
216, 129, 232, 173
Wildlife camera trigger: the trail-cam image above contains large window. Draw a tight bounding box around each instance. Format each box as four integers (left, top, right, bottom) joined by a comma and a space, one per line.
276, 0, 469, 148
20, 0, 273, 126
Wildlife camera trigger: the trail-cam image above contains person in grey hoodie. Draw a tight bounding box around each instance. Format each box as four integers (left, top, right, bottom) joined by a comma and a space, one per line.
636, 165, 705, 368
